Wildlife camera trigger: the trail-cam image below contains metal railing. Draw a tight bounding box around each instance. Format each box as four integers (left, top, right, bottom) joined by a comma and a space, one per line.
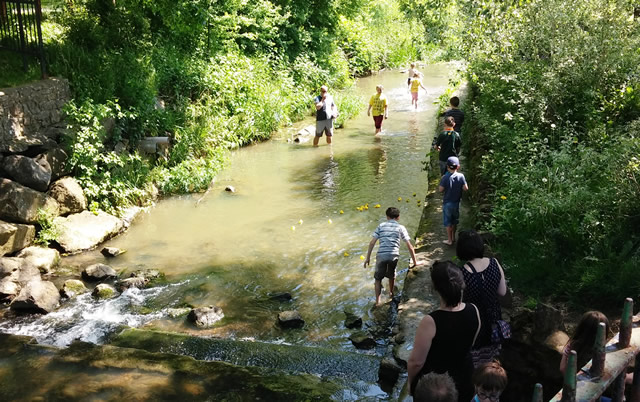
0, 0, 47, 78
532, 298, 640, 402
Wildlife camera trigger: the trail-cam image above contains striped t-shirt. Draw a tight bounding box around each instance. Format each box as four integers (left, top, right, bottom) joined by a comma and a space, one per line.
372, 220, 410, 257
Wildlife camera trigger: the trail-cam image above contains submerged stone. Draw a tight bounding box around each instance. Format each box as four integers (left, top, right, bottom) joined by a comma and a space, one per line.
188, 306, 224, 328
349, 331, 376, 350
344, 311, 363, 329
269, 292, 292, 302
278, 310, 304, 329
0, 333, 344, 401
112, 328, 382, 384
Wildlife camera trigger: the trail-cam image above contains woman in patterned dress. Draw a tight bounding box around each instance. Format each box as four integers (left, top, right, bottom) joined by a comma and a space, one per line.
456, 230, 507, 367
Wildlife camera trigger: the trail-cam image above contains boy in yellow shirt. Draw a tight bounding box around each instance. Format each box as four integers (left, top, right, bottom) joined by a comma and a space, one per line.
367, 85, 388, 135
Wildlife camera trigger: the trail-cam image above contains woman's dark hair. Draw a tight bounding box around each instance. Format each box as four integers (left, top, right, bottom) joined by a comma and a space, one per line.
472, 360, 508, 391
431, 260, 465, 307
456, 230, 485, 261
570, 311, 609, 367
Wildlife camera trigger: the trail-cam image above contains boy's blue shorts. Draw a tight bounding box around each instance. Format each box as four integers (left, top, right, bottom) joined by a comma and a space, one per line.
443, 201, 460, 227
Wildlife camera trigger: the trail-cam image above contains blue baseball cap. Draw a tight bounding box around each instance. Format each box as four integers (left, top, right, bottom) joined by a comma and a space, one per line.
447, 156, 460, 168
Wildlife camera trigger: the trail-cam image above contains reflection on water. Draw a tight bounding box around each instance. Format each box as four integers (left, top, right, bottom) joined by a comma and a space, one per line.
1, 66, 452, 353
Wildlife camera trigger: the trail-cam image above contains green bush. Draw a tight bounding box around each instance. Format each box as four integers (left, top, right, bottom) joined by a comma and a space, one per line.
459, 0, 640, 306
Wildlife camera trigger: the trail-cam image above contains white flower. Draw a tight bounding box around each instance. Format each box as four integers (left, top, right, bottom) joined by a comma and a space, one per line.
542, 178, 548, 183
504, 112, 513, 121
551, 123, 556, 129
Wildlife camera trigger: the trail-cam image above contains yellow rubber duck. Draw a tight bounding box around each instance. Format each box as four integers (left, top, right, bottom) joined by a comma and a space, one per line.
374, 204, 381, 208
344, 252, 350, 257
406, 199, 410, 203
360, 255, 365, 260
328, 219, 332, 224
364, 204, 369, 210
298, 219, 303, 225
291, 226, 296, 231
340, 210, 344, 214
398, 197, 402, 202
413, 193, 417, 197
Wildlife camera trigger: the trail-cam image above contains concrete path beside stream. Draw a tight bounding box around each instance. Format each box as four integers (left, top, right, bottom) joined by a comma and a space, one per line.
392, 83, 472, 395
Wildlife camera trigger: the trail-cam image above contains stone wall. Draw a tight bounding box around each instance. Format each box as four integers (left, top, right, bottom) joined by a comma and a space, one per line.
0, 78, 70, 153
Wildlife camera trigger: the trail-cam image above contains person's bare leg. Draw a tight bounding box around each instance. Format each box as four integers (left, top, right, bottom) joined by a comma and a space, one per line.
326, 135, 332, 145
374, 279, 382, 306
451, 224, 457, 243
388, 277, 395, 300
313, 136, 320, 147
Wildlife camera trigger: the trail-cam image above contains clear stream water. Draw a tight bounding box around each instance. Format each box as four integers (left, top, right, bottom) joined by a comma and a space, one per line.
0, 67, 451, 355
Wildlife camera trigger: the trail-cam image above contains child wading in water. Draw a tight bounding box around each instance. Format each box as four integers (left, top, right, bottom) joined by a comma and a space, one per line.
367, 84, 388, 135
407, 63, 420, 87
364, 207, 418, 305
439, 156, 468, 245
410, 73, 427, 110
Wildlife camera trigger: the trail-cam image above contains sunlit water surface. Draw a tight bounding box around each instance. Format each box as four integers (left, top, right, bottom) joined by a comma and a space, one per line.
1, 67, 451, 353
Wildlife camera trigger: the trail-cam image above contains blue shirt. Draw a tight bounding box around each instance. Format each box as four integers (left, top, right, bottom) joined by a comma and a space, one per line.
440, 171, 467, 203
372, 220, 410, 257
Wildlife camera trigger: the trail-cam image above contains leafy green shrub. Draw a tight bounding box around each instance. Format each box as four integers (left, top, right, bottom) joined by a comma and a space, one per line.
334, 89, 365, 128
34, 209, 60, 247
62, 100, 152, 213
460, 0, 640, 306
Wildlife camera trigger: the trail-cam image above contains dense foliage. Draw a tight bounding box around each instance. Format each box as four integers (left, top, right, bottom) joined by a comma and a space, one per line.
409, 0, 640, 306
27, 0, 425, 212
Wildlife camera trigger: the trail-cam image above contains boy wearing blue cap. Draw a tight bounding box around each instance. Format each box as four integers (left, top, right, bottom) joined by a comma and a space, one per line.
439, 156, 468, 245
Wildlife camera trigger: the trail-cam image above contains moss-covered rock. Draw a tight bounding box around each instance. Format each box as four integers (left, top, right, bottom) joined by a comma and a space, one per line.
61, 279, 88, 299
92, 283, 117, 299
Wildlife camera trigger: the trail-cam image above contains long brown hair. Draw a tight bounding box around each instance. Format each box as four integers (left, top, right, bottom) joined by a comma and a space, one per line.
569, 311, 609, 366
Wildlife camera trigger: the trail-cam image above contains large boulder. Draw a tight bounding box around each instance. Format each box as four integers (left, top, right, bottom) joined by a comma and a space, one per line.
16, 246, 60, 274
39, 146, 69, 181
0, 257, 41, 285
2, 154, 52, 192
53, 211, 125, 253
10, 280, 60, 313
47, 177, 87, 216
60, 279, 88, 299
277, 310, 305, 329
0, 220, 35, 257
0, 179, 60, 224
82, 263, 117, 281
188, 306, 224, 328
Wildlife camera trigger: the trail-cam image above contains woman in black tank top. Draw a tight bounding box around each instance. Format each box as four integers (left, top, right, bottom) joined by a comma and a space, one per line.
408, 261, 481, 402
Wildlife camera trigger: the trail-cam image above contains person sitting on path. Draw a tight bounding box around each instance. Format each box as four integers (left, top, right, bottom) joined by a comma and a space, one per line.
441, 96, 465, 135
414, 372, 459, 402
363, 207, 418, 306
472, 360, 508, 402
439, 156, 468, 245
313, 85, 338, 147
457, 230, 507, 366
367, 84, 388, 135
435, 116, 462, 175
407, 62, 420, 87
407, 260, 481, 402
410, 73, 427, 110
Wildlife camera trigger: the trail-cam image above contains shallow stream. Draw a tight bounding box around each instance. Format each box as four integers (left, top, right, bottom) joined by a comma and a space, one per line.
1, 67, 451, 356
